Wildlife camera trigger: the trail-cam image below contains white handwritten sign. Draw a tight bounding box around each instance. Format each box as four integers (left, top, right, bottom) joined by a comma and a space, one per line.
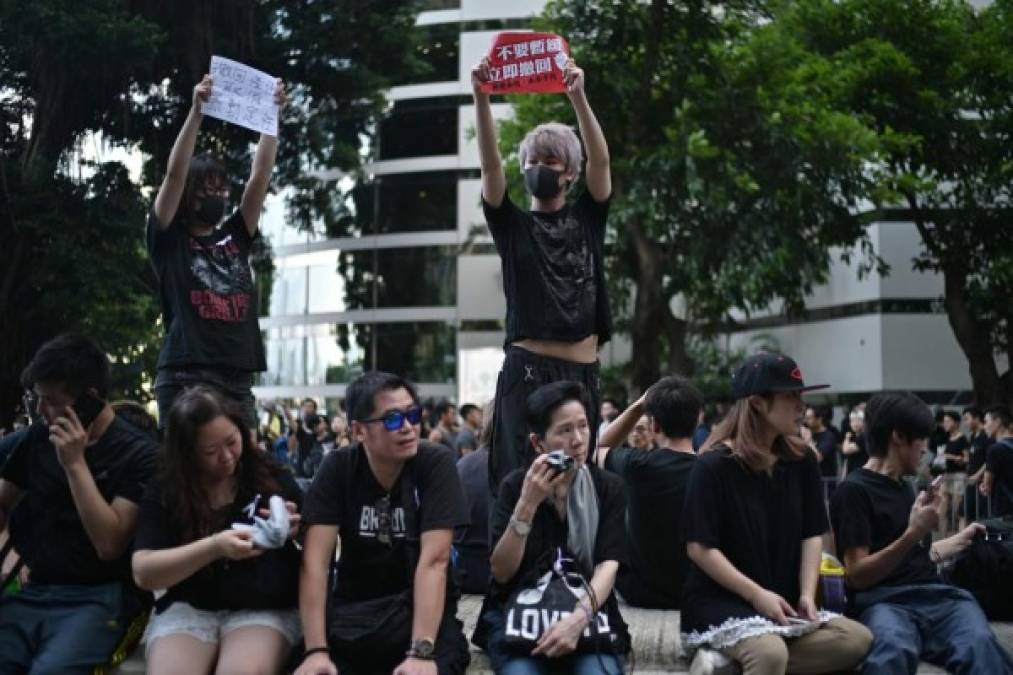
201, 55, 279, 136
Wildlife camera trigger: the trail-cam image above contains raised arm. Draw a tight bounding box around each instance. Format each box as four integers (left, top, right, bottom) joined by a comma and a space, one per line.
596, 392, 646, 468
490, 457, 564, 583
471, 58, 507, 207
564, 60, 610, 202
239, 79, 287, 238
152, 76, 212, 229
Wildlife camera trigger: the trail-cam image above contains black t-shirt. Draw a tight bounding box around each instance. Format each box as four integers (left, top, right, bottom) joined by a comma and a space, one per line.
483, 190, 612, 346
986, 439, 1013, 517
968, 431, 991, 475
943, 435, 970, 473
815, 428, 840, 478
146, 210, 266, 372
134, 466, 303, 612
845, 434, 869, 475
604, 447, 695, 607
680, 446, 828, 633
302, 442, 468, 602
830, 468, 939, 588
1, 418, 157, 585
488, 466, 631, 654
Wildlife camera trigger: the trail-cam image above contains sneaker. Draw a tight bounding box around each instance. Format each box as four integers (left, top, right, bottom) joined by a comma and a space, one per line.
689, 648, 738, 675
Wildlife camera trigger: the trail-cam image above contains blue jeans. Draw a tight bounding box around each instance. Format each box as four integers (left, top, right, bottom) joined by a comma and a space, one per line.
483, 606, 625, 675
854, 583, 1013, 675
0, 583, 129, 675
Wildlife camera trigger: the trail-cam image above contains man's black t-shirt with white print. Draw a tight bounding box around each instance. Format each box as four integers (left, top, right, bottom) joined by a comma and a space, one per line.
830, 468, 939, 589
134, 465, 303, 613
1, 418, 157, 585
487, 465, 631, 654
680, 446, 828, 634
302, 442, 469, 603
483, 190, 611, 346
604, 447, 696, 607
146, 210, 266, 372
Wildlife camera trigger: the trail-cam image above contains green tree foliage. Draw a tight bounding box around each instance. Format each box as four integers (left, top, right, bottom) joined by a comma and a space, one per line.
0, 0, 421, 427
754, 0, 1012, 404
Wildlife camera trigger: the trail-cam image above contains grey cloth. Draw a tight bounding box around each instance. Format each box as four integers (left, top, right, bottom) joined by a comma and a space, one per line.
566, 465, 600, 575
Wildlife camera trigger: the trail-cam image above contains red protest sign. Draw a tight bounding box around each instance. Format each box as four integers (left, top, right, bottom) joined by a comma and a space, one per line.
479, 32, 571, 95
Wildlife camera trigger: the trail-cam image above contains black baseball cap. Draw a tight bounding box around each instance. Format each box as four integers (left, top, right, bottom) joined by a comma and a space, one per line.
731, 352, 830, 399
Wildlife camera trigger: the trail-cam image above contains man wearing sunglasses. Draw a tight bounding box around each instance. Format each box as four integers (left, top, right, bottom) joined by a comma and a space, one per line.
297, 372, 471, 675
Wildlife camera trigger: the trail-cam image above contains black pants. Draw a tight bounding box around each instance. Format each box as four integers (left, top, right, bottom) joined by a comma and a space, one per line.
154, 367, 257, 431
489, 346, 601, 494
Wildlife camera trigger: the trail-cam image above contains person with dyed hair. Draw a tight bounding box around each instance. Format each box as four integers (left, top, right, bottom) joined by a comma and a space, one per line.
471, 50, 613, 494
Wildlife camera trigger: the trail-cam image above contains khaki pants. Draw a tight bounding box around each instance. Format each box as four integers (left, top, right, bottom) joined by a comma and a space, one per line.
721, 617, 872, 674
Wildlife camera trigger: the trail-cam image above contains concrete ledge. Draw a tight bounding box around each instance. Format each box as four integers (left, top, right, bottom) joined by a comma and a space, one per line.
113, 595, 1013, 674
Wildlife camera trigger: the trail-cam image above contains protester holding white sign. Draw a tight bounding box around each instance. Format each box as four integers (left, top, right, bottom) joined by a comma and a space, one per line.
148, 65, 287, 433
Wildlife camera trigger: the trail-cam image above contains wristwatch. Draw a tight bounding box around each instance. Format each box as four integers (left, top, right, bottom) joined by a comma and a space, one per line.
407, 638, 436, 660
509, 515, 533, 537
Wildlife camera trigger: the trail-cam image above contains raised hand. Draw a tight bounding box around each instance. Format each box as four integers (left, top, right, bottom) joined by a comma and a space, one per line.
471, 57, 492, 95
193, 74, 213, 114
563, 58, 585, 97
50, 407, 89, 471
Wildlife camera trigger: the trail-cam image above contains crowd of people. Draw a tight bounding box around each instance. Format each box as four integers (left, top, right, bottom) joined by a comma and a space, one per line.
0, 55, 1012, 675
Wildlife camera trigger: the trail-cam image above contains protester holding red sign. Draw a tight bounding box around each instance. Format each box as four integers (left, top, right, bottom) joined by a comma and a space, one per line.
478, 32, 571, 95
472, 34, 614, 511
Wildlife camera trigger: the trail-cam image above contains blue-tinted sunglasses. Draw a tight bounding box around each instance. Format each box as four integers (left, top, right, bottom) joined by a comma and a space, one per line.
360, 406, 423, 431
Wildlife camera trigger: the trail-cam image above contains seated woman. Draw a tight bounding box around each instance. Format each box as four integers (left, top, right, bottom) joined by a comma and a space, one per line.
681, 352, 872, 675
132, 387, 303, 675
478, 381, 629, 675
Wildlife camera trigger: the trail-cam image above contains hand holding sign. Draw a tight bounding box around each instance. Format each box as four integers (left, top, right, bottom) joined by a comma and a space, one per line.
200, 56, 282, 136
478, 32, 571, 95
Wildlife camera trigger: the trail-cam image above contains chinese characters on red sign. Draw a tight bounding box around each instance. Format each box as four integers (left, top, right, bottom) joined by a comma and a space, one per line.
479, 32, 571, 95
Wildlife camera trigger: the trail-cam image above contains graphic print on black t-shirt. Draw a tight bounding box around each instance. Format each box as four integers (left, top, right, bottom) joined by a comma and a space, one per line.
146, 210, 266, 371
187, 231, 254, 322
482, 190, 612, 345
302, 442, 469, 603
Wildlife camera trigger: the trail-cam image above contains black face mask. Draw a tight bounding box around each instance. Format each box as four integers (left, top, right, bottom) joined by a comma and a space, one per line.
195, 195, 226, 225
524, 165, 566, 200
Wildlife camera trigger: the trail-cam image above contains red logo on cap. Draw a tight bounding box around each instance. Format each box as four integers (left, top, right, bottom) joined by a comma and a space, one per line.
791, 367, 804, 381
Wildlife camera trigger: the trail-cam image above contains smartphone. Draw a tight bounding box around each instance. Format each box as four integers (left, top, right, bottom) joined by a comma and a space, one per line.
926, 474, 944, 497
72, 391, 105, 429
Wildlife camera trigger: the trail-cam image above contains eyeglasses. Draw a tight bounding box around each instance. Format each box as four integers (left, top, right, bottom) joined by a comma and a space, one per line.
359, 406, 423, 432
375, 494, 393, 545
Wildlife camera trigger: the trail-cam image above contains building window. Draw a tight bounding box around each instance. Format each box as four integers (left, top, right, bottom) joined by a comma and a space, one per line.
396, 24, 459, 86
375, 246, 456, 307
262, 322, 456, 386
378, 98, 458, 159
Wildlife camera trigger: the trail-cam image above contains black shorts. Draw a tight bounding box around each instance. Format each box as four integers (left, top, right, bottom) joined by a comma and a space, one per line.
488, 346, 601, 495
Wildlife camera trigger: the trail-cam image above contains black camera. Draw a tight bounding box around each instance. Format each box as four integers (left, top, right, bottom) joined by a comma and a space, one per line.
545, 450, 575, 474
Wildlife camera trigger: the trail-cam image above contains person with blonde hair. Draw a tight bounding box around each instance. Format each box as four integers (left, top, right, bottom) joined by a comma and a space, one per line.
471, 52, 613, 494
680, 352, 872, 675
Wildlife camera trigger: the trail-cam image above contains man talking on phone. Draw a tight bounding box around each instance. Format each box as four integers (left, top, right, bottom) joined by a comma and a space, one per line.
0, 333, 157, 673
